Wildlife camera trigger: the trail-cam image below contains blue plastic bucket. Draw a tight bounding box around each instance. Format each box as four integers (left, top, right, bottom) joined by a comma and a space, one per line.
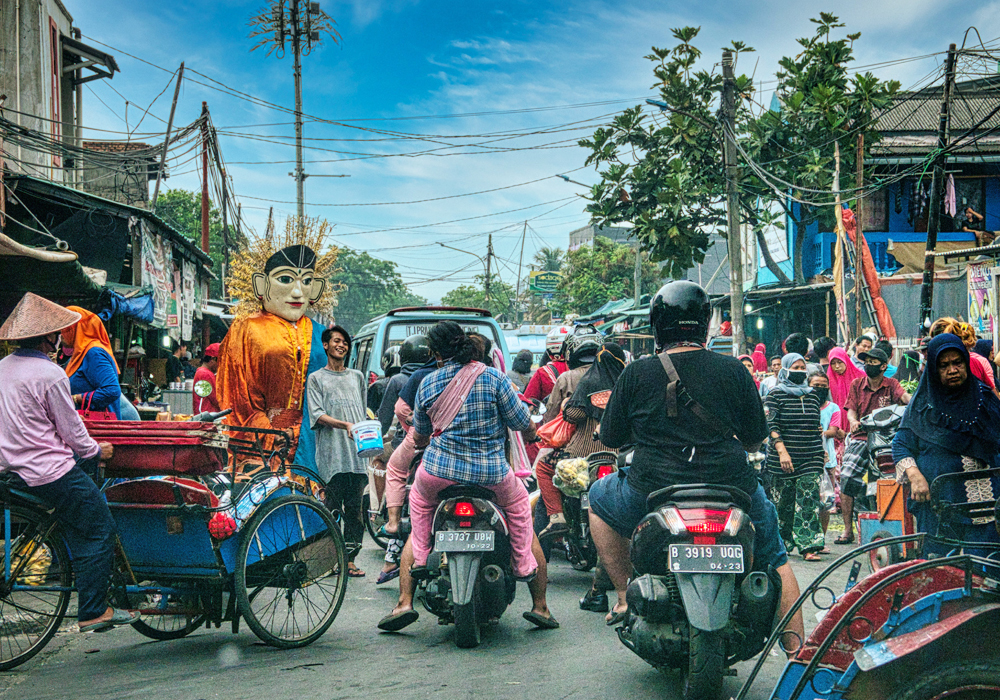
351, 420, 384, 459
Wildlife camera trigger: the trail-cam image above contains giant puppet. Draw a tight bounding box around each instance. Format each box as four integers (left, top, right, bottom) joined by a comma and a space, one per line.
217, 232, 338, 476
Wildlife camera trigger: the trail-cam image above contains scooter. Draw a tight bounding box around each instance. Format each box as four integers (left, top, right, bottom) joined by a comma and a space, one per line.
615, 483, 781, 700
413, 485, 516, 649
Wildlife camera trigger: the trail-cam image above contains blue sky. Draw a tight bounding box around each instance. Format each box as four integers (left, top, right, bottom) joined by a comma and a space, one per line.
66, 0, 1000, 302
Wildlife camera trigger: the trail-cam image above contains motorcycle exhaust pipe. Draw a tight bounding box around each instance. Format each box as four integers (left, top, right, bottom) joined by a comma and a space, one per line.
479, 564, 507, 616
736, 571, 778, 629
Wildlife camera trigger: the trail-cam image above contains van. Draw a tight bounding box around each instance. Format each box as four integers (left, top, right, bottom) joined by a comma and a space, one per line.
348, 306, 511, 384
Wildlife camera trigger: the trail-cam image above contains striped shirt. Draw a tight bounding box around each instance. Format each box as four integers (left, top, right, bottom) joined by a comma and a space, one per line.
763, 390, 826, 477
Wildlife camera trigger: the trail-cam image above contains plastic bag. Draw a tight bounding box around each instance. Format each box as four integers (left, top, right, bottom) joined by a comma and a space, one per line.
536, 413, 576, 449
553, 458, 590, 497
819, 470, 836, 511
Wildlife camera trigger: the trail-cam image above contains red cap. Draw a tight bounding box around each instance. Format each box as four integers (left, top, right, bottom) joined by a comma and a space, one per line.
204, 343, 221, 358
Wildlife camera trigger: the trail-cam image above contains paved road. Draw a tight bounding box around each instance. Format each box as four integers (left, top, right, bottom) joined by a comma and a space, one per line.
0, 536, 855, 700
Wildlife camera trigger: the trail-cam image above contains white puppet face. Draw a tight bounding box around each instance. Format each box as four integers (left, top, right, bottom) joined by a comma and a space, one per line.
252, 265, 325, 323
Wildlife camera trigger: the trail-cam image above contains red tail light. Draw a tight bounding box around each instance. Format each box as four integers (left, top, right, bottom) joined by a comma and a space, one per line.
454, 501, 476, 517
678, 509, 730, 534
368, 371, 379, 386
596, 464, 615, 480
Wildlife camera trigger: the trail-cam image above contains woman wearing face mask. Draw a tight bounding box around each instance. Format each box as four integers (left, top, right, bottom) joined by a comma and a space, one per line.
763, 354, 827, 561
826, 347, 865, 410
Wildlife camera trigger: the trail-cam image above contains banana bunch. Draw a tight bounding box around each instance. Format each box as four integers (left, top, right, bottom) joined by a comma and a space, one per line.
553, 457, 591, 497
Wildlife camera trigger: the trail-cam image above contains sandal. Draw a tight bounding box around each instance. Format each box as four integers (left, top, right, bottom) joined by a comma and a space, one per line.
834, 534, 855, 545
376, 568, 400, 585
347, 565, 366, 578
804, 552, 823, 562
606, 609, 627, 626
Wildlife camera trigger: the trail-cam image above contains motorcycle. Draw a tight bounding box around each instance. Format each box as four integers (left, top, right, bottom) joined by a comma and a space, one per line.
859, 403, 906, 505
537, 450, 618, 571
615, 482, 781, 700
413, 484, 517, 649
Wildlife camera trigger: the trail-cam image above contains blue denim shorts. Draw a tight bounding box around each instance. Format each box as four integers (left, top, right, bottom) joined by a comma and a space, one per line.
588, 469, 788, 571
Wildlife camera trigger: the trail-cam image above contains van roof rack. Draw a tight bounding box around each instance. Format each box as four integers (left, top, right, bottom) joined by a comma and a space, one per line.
386, 306, 492, 318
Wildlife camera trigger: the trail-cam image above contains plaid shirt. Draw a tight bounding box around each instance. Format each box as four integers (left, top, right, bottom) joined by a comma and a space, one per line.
413, 363, 531, 485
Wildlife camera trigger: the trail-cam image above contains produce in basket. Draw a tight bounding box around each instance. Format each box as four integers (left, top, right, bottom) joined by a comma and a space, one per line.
553, 457, 590, 497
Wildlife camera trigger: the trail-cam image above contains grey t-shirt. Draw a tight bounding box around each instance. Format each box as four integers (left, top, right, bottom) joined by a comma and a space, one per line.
307, 367, 368, 481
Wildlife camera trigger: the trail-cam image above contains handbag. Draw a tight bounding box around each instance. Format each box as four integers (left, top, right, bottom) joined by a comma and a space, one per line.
536, 412, 576, 449
78, 394, 115, 422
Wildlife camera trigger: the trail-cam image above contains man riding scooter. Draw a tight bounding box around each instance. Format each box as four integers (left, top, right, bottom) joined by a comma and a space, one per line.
587, 281, 804, 643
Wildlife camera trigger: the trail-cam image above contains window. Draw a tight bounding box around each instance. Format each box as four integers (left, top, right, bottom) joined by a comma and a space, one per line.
352, 337, 373, 373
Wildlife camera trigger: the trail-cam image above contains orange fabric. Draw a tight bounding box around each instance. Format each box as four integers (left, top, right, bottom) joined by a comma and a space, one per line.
63, 306, 119, 378
216, 312, 314, 462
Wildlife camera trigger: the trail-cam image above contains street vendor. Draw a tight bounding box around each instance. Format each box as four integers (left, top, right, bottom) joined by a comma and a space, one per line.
216, 245, 328, 476
192, 343, 221, 414
0, 293, 139, 632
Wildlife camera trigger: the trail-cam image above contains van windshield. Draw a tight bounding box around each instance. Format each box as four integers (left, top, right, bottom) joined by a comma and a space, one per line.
385, 320, 500, 351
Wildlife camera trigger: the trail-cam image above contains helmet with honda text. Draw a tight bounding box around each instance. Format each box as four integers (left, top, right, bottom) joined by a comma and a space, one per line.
545, 325, 572, 360
649, 280, 710, 350
399, 333, 432, 365
380, 345, 402, 376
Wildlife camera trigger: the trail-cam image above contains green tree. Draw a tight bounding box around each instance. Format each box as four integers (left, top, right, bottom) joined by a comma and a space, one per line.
153, 189, 232, 298
441, 274, 517, 321
532, 247, 564, 272
330, 248, 426, 334
553, 238, 662, 317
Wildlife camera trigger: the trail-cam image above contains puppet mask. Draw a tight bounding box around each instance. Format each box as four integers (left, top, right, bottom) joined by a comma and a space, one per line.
251, 245, 326, 323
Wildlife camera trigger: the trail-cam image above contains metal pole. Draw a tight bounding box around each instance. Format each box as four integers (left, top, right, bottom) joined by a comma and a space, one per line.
918, 43, 959, 335
722, 50, 746, 356
855, 133, 864, 336
150, 62, 184, 212
292, 0, 305, 231
200, 102, 209, 254
633, 245, 641, 309
515, 222, 526, 324
485, 233, 493, 305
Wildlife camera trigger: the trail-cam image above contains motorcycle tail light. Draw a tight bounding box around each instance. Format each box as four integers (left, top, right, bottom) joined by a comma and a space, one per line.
454, 501, 476, 517
596, 464, 615, 480
678, 509, 730, 534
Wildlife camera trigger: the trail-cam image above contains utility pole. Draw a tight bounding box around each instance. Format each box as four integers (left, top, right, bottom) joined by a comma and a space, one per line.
633, 246, 642, 309
150, 62, 184, 212
485, 233, 493, 306
249, 0, 339, 234
918, 43, 959, 335
722, 49, 746, 356
855, 133, 864, 337
515, 222, 526, 324
200, 102, 210, 254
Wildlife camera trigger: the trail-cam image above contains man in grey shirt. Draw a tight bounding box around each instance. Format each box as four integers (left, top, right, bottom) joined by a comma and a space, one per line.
308, 324, 368, 577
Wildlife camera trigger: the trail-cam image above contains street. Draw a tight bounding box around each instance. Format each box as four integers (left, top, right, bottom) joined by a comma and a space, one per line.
1, 535, 853, 700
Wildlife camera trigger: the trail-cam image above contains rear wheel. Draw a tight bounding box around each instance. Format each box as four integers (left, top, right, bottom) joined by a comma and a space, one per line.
363, 492, 389, 550
235, 494, 347, 648
887, 660, 1000, 700
0, 506, 72, 670
453, 601, 480, 649
684, 628, 726, 700
868, 529, 904, 573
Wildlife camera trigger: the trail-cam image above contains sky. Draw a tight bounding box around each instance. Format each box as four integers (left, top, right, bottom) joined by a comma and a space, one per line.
64, 0, 1000, 302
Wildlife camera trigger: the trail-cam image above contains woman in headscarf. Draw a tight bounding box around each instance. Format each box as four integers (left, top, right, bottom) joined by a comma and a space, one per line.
739, 355, 761, 389
763, 353, 827, 561
507, 349, 535, 392
974, 339, 998, 386
826, 347, 865, 410
931, 318, 998, 396
751, 343, 768, 374
893, 334, 1000, 559
62, 306, 123, 419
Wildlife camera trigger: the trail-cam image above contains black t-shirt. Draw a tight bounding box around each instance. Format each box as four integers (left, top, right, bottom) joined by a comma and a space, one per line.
600, 350, 766, 496
165, 355, 184, 384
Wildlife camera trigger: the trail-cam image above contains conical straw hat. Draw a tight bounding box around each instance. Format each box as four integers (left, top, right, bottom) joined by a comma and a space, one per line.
0, 293, 82, 340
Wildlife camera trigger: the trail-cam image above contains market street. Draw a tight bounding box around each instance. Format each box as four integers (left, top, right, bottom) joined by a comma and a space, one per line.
1, 536, 853, 700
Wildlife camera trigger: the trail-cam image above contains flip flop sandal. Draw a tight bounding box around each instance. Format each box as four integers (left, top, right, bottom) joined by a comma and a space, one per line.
377, 609, 418, 632
79, 609, 141, 633
376, 568, 400, 585
804, 552, 823, 562
606, 609, 627, 627
522, 611, 559, 629
834, 535, 855, 545
347, 567, 366, 578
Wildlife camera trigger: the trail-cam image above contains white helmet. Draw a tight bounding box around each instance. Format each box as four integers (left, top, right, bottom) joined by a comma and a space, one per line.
545, 325, 572, 360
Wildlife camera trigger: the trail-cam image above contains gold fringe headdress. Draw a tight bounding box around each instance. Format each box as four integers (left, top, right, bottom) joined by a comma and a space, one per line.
227, 216, 342, 318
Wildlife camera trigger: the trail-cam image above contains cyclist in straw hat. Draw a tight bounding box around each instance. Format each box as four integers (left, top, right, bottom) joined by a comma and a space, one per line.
0, 293, 140, 632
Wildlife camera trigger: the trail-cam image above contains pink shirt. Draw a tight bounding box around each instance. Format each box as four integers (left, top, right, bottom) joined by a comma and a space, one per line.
970, 352, 996, 390
0, 350, 100, 486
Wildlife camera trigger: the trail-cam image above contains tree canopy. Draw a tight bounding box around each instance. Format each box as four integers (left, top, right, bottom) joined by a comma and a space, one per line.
330, 248, 426, 333
553, 237, 661, 317
153, 189, 234, 298
441, 274, 517, 321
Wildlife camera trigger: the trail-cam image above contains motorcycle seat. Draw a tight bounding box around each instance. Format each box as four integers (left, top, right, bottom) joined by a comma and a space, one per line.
646, 484, 753, 513
438, 484, 496, 502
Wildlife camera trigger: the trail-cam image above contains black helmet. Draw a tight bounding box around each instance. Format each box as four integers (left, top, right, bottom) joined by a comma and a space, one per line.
399, 334, 432, 365
381, 345, 402, 376
566, 327, 602, 368
649, 281, 710, 349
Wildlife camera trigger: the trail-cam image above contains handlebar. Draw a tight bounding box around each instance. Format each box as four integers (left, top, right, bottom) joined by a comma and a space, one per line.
190, 408, 232, 423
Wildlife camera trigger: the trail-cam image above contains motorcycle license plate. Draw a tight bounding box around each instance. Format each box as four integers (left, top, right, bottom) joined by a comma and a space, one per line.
580, 492, 590, 509
435, 530, 495, 552
668, 544, 744, 573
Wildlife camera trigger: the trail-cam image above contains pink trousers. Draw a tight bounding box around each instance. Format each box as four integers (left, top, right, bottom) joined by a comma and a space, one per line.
409, 467, 536, 579
385, 430, 415, 508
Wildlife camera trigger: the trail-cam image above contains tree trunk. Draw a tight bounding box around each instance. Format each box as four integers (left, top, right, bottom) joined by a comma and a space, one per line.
793, 206, 808, 285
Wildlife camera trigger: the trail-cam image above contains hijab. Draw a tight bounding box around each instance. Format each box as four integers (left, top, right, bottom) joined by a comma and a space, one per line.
512, 349, 533, 374
773, 353, 812, 396
826, 346, 865, 408
565, 343, 627, 422
739, 355, 760, 388
899, 333, 1000, 460
62, 306, 119, 378
751, 343, 767, 373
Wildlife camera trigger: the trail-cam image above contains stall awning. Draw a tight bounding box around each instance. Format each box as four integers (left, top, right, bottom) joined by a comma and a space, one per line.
0, 231, 102, 312
935, 242, 1000, 264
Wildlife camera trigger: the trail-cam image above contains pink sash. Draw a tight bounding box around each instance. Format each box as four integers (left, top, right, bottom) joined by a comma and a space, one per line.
427, 362, 487, 436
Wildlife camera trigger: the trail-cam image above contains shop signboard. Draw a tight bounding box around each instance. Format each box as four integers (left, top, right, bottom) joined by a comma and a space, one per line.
139, 222, 172, 328
529, 270, 561, 293
968, 260, 993, 339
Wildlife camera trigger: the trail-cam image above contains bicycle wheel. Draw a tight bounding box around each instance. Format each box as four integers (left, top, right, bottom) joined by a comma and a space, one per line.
235, 494, 347, 648
0, 506, 72, 670
363, 491, 390, 550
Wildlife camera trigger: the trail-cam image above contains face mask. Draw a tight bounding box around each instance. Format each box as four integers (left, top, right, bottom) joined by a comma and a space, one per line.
865, 364, 883, 378
813, 387, 829, 404
787, 370, 807, 385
